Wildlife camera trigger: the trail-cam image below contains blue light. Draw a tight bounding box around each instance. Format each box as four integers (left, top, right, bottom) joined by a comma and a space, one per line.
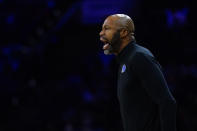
81, 0, 124, 24
7, 15, 15, 24
98, 52, 114, 69
48, 0, 55, 8
165, 8, 189, 28
83, 91, 93, 102
174, 8, 188, 24
165, 9, 173, 27
0, 0, 3, 3
11, 60, 20, 71
55, 2, 81, 31
2, 47, 11, 56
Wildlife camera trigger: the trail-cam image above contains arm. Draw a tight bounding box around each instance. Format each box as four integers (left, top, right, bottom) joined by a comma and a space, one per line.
132, 53, 177, 131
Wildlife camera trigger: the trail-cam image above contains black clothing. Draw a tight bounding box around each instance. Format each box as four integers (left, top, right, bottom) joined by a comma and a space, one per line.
116, 41, 176, 131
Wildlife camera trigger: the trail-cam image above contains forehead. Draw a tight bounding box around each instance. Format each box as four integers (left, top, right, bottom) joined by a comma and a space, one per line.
102, 16, 118, 28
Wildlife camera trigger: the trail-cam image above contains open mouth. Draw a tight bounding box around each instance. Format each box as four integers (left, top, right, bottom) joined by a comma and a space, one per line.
103, 43, 111, 50
100, 37, 111, 50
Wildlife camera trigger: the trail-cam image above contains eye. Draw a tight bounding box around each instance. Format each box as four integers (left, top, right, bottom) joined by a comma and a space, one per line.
104, 27, 110, 30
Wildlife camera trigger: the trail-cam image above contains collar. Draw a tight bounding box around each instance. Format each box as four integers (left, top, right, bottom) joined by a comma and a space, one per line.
116, 40, 136, 64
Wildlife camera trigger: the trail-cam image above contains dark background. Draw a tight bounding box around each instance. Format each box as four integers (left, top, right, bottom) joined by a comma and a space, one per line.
0, 0, 196, 131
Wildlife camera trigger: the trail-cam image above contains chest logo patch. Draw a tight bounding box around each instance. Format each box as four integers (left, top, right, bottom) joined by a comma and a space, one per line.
121, 64, 126, 73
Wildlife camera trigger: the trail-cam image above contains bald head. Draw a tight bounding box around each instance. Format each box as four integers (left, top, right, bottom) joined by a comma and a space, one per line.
108, 14, 135, 38
100, 14, 135, 55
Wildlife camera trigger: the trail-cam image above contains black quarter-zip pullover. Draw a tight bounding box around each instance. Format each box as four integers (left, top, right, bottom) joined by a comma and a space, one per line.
116, 41, 176, 131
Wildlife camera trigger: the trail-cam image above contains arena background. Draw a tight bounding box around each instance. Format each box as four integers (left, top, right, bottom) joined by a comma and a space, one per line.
0, 0, 196, 131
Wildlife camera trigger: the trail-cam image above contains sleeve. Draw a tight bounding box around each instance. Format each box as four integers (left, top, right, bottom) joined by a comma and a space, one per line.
131, 52, 177, 131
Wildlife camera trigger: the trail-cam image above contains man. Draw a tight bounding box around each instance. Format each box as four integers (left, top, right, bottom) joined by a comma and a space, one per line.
99, 14, 177, 131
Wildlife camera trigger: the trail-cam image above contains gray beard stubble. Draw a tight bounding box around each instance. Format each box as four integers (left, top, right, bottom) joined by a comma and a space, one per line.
104, 30, 121, 55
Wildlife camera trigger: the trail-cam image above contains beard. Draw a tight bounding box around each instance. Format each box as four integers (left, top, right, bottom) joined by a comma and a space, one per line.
104, 30, 122, 55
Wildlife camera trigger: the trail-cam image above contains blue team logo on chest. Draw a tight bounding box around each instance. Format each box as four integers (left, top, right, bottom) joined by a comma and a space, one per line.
121, 64, 126, 73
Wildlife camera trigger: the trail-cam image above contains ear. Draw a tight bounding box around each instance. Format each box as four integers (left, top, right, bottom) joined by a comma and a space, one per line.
120, 29, 128, 38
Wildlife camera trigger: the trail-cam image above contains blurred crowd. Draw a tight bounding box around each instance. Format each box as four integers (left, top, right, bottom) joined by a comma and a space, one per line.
0, 43, 197, 131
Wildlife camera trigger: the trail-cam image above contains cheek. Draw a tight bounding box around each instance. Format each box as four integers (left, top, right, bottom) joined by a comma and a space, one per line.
106, 32, 113, 40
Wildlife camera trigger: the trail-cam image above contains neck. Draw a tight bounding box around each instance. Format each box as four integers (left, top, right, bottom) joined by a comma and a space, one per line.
114, 39, 132, 56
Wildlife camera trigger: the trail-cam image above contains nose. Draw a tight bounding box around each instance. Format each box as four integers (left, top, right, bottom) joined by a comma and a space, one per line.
99, 30, 104, 36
